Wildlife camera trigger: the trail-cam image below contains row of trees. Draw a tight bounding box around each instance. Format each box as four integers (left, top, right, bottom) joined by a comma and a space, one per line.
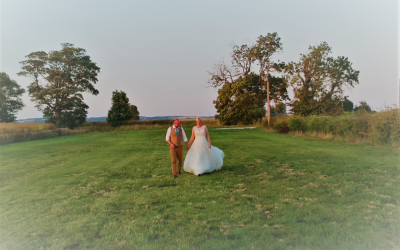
0, 44, 140, 127
209, 33, 362, 126
0, 40, 374, 127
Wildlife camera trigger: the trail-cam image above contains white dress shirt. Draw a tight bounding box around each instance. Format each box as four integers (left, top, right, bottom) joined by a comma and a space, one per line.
166, 125, 188, 142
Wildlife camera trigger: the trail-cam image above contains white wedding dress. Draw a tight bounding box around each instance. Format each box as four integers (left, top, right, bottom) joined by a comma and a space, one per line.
184, 125, 224, 176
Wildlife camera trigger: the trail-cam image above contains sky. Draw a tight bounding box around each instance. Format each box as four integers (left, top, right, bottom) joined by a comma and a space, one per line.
1, 0, 399, 119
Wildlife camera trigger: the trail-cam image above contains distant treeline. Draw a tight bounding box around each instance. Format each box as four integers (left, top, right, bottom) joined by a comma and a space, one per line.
17, 116, 215, 123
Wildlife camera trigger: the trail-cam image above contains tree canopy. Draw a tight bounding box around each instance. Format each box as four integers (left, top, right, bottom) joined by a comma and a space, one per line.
18, 43, 100, 127
285, 42, 359, 116
270, 102, 287, 115
213, 74, 267, 125
43, 98, 88, 129
0, 72, 25, 123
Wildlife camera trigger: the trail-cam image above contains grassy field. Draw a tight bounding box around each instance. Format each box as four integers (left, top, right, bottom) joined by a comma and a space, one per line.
0, 127, 399, 250
0, 119, 226, 145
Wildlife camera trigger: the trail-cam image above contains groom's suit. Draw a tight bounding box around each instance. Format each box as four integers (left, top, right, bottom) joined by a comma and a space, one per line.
166, 126, 188, 176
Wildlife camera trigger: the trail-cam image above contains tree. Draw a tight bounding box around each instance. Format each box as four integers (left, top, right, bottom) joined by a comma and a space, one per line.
18, 43, 100, 126
266, 75, 289, 105
43, 97, 88, 129
213, 74, 267, 125
270, 102, 287, 114
207, 33, 288, 125
253, 33, 284, 127
107, 90, 133, 127
286, 42, 359, 116
0, 72, 25, 123
354, 100, 372, 113
130, 105, 140, 120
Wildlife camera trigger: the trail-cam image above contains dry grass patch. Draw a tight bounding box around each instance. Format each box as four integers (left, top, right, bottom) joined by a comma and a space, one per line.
0, 122, 56, 134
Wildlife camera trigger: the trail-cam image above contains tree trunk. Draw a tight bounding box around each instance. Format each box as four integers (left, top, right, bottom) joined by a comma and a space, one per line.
55, 103, 60, 126
267, 79, 270, 128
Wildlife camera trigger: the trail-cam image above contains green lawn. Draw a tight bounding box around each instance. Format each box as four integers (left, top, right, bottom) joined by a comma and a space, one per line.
0, 128, 399, 250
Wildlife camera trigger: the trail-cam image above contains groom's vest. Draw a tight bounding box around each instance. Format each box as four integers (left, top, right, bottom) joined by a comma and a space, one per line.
170, 127, 183, 147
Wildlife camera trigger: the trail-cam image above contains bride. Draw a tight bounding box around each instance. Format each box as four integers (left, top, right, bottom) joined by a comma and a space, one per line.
184, 117, 224, 176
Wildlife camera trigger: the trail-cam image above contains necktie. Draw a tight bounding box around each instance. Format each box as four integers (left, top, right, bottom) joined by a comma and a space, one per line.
175, 128, 179, 135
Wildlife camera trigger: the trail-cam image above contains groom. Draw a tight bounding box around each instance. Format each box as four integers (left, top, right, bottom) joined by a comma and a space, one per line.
166, 119, 189, 178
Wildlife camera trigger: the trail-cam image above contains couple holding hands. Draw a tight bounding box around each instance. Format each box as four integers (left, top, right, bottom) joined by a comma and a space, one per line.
165, 117, 224, 178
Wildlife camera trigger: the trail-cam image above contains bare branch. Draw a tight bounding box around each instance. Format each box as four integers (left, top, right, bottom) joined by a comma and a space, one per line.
206, 60, 241, 88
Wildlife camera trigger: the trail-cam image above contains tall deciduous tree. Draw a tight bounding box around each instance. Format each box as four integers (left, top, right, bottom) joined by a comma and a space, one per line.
207, 33, 288, 125
286, 42, 359, 116
18, 43, 100, 126
107, 90, 133, 127
0, 72, 25, 123
253, 33, 284, 127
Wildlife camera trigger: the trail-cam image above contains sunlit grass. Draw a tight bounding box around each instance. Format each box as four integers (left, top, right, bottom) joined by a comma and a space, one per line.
0, 128, 399, 249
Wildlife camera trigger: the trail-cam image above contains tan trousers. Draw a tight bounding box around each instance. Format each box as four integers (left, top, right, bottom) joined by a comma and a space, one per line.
170, 146, 183, 176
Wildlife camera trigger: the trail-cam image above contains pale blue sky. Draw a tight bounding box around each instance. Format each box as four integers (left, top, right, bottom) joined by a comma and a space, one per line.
1, 0, 398, 119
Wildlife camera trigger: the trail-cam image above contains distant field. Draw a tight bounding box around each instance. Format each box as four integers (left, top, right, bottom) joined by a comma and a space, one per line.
16, 116, 216, 123
0, 128, 399, 249
0, 119, 228, 144
0, 123, 78, 145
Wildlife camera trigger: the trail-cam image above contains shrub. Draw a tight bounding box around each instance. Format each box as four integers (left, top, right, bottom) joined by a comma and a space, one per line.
288, 117, 307, 132
272, 116, 289, 133
324, 113, 369, 137
369, 107, 400, 144
305, 115, 327, 133
262, 118, 269, 128
267, 107, 399, 146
